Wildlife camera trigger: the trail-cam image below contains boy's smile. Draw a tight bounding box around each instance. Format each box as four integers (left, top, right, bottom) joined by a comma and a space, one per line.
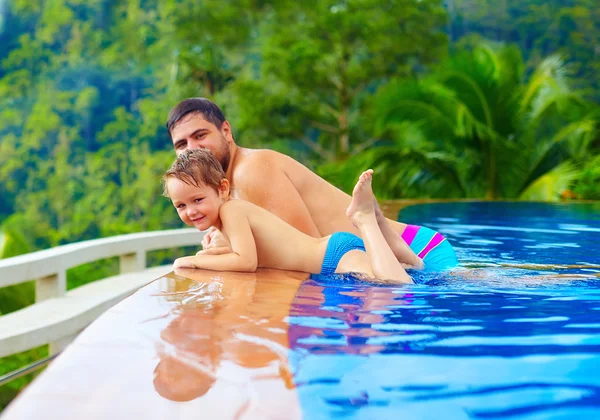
166, 177, 229, 231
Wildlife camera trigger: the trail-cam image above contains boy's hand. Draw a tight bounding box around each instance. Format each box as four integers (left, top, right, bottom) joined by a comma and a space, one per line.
201, 227, 216, 248
173, 256, 197, 270
201, 227, 231, 249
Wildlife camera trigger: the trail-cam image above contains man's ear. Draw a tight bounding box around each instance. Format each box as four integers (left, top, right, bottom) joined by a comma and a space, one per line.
220, 121, 234, 144
219, 178, 230, 198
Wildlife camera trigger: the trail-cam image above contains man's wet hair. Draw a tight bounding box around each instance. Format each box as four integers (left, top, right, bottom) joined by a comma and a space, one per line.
166, 98, 227, 133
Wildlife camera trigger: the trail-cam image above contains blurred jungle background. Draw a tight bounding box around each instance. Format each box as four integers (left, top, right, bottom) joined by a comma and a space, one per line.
0, 0, 599, 409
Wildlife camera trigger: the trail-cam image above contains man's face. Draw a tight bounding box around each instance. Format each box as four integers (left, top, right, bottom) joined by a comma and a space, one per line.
170, 113, 232, 172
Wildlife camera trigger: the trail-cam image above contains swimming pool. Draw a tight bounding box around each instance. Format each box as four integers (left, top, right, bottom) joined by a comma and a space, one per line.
289, 202, 600, 419
5, 202, 600, 419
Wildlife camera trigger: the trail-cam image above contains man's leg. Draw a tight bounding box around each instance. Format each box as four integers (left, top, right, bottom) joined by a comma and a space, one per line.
373, 201, 424, 269
346, 170, 413, 284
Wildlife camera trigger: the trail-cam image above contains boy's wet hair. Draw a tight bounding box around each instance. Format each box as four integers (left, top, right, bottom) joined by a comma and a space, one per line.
163, 148, 225, 196
166, 98, 226, 133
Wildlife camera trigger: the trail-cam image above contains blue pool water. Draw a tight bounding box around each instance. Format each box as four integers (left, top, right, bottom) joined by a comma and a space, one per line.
288, 202, 600, 419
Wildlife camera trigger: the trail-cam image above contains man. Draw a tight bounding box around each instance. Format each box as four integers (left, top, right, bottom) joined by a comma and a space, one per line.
166, 98, 458, 271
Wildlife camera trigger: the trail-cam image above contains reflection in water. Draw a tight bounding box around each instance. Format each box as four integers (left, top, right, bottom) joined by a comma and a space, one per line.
288, 280, 600, 418
283, 200, 600, 418
10, 205, 600, 418
153, 281, 223, 402
278, 203, 600, 417
145, 203, 600, 417
290, 281, 600, 356
149, 269, 306, 411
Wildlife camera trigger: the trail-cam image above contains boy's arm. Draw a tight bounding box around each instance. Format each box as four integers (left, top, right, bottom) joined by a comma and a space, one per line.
174, 203, 258, 272
196, 246, 232, 256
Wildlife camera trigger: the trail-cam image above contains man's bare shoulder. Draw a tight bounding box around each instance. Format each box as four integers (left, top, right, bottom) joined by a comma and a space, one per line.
235, 148, 303, 173
236, 149, 305, 172
231, 149, 288, 186
231, 148, 324, 202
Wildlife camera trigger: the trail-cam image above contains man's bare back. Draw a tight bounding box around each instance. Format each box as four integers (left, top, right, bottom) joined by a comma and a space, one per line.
230, 148, 409, 237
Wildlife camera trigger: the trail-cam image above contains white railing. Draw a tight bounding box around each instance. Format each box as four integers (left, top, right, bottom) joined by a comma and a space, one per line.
0, 228, 205, 358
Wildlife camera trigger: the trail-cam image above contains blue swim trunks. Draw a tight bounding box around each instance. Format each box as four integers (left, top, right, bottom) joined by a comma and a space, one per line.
401, 225, 458, 271
320, 232, 366, 275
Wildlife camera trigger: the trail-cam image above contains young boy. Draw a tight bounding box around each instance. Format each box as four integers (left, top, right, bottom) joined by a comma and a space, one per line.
165, 149, 415, 284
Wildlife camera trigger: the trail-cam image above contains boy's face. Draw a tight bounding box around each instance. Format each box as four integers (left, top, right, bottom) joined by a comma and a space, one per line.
167, 177, 229, 231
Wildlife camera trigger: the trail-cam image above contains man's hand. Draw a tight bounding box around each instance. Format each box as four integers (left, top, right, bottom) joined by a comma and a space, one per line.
401, 258, 424, 271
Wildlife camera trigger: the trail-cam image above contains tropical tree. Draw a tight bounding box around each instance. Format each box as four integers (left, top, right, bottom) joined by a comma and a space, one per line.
574, 155, 600, 200
443, 0, 600, 98
224, 0, 448, 161
319, 41, 599, 200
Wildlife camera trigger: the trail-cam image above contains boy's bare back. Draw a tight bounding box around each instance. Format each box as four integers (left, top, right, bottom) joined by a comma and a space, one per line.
218, 199, 329, 274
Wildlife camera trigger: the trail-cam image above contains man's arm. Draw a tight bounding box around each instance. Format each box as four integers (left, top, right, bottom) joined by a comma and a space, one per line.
174, 202, 258, 271
235, 152, 321, 237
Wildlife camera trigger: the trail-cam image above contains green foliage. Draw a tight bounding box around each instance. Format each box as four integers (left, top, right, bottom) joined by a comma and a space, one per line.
0, 346, 48, 411
445, 0, 600, 98
519, 161, 580, 201
0, 0, 599, 409
0, 222, 35, 316
66, 258, 119, 290
0, 221, 31, 259
334, 42, 599, 200
574, 155, 600, 200
227, 0, 448, 161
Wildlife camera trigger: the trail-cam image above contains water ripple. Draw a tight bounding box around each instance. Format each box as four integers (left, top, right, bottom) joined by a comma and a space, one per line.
288, 203, 600, 419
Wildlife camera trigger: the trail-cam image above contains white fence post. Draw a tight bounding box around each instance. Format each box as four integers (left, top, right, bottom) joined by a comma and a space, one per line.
35, 271, 67, 355
119, 251, 146, 274
35, 272, 66, 301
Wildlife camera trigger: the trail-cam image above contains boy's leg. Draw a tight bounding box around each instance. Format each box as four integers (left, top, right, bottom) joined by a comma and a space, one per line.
346, 170, 413, 284
373, 201, 424, 269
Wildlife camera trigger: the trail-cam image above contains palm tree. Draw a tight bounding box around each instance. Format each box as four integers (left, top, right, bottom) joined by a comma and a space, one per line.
327, 41, 598, 201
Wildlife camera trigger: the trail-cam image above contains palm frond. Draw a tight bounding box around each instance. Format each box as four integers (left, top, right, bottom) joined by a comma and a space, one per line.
494, 44, 524, 88
441, 70, 494, 128
521, 54, 570, 116
455, 103, 505, 146
518, 161, 580, 202
520, 119, 597, 194
371, 79, 458, 138
362, 40, 598, 201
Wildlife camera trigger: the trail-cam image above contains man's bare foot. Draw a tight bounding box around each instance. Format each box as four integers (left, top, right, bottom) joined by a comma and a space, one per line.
346, 169, 376, 223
